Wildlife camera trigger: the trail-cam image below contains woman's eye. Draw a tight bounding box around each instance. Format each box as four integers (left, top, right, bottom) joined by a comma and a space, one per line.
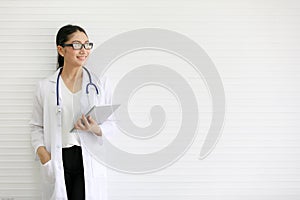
73, 43, 82, 49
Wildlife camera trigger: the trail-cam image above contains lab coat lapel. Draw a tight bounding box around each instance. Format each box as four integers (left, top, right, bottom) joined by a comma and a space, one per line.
45, 69, 67, 199
49, 69, 62, 108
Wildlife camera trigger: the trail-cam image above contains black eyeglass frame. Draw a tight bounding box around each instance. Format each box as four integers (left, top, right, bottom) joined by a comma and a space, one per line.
61, 42, 94, 50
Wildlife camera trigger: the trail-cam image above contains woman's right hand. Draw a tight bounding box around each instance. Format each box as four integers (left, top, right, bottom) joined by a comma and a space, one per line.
37, 146, 51, 165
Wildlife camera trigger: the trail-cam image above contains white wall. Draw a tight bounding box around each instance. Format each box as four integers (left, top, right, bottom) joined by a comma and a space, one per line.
0, 0, 300, 199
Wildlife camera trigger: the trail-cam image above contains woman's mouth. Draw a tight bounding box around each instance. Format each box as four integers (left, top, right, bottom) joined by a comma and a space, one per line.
77, 56, 86, 61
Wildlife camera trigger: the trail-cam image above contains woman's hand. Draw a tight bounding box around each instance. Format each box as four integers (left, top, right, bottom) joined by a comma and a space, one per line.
37, 146, 51, 165
74, 114, 102, 136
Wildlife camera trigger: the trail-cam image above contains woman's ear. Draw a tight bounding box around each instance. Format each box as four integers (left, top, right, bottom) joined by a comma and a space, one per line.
57, 45, 64, 57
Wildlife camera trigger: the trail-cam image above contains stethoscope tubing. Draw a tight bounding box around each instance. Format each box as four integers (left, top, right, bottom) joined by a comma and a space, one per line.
56, 66, 99, 106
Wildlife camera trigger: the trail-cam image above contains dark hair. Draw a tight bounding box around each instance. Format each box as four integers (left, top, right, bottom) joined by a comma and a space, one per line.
56, 24, 88, 69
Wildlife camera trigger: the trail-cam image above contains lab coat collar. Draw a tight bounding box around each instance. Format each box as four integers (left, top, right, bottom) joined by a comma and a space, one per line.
49, 68, 61, 83
48, 67, 89, 84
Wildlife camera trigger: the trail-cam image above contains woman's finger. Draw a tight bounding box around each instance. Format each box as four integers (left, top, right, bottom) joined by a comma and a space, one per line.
75, 117, 86, 130
87, 115, 96, 124
81, 114, 90, 127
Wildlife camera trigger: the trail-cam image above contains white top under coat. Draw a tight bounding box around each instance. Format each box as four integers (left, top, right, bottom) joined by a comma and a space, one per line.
60, 77, 81, 148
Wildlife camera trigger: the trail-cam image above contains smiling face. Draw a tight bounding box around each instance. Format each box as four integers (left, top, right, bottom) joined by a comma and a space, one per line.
57, 31, 91, 68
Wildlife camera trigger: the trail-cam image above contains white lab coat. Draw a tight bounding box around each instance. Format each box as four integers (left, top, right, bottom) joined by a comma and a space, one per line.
30, 68, 115, 200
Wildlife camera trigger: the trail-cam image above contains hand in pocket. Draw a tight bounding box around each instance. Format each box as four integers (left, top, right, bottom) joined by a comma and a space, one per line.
37, 146, 51, 165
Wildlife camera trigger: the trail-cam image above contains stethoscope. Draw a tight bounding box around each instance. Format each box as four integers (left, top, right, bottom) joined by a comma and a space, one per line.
56, 66, 99, 107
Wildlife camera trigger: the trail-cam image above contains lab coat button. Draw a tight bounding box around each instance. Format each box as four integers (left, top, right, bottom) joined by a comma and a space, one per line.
56, 145, 61, 149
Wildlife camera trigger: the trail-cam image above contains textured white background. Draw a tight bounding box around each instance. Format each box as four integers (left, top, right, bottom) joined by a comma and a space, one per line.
0, 0, 300, 199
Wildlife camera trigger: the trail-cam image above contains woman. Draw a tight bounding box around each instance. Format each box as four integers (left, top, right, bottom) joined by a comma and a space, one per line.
30, 24, 114, 199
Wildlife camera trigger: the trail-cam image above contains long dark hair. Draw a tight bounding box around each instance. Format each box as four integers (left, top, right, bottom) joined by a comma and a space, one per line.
56, 24, 88, 69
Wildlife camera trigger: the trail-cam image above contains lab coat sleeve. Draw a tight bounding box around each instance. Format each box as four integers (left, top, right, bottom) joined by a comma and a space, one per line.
98, 76, 117, 139
29, 81, 45, 160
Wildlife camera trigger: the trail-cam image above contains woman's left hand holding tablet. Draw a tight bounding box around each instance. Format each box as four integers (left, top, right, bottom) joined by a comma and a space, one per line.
74, 114, 102, 136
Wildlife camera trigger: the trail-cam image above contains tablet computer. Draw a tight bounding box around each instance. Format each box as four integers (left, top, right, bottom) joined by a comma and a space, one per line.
70, 104, 120, 132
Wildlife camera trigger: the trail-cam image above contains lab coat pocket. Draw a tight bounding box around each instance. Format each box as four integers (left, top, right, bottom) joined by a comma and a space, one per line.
40, 159, 55, 183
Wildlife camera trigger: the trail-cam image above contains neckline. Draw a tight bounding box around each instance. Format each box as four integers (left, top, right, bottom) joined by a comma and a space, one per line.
60, 77, 82, 95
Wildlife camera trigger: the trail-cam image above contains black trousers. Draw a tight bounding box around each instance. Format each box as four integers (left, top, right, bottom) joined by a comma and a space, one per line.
62, 145, 85, 200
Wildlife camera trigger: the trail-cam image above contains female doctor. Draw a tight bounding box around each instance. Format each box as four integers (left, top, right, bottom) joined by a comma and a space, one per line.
30, 24, 114, 199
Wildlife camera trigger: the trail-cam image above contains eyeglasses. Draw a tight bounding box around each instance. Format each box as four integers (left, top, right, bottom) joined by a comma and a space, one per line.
61, 42, 93, 50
